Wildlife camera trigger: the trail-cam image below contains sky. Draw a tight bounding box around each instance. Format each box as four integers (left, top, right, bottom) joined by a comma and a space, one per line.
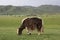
0, 0, 60, 7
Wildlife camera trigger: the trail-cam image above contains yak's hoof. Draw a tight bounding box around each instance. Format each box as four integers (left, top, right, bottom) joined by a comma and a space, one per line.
27, 33, 31, 35
29, 33, 31, 35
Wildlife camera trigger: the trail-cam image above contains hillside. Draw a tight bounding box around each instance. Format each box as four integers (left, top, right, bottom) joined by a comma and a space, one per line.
0, 5, 60, 15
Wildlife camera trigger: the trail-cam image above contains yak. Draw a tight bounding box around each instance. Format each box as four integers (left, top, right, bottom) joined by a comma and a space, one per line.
17, 17, 44, 35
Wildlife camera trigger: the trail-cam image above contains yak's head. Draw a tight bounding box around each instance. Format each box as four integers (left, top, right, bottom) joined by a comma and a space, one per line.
17, 28, 22, 35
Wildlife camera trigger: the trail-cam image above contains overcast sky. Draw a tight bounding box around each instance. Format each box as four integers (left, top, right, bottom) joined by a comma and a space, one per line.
0, 0, 60, 7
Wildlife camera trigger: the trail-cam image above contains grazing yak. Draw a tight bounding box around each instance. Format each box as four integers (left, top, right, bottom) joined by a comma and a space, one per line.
17, 17, 44, 35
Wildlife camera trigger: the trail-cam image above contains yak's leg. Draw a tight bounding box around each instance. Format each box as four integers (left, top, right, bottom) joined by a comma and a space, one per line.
40, 26, 44, 34
27, 30, 31, 35
37, 30, 41, 35
26, 27, 31, 35
41, 20, 44, 34
37, 26, 41, 35
26, 27, 28, 32
37, 26, 44, 35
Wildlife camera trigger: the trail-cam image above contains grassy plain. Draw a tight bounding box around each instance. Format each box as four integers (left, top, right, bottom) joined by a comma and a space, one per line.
0, 15, 60, 40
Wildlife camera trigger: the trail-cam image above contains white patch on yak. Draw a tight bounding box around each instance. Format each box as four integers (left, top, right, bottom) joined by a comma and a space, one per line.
22, 16, 42, 23
17, 29, 19, 34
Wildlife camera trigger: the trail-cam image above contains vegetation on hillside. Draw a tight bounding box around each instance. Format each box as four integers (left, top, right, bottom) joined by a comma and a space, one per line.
0, 15, 60, 40
0, 5, 60, 15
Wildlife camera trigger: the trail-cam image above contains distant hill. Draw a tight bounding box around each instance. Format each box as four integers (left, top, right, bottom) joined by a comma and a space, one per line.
0, 5, 60, 15
38, 5, 60, 14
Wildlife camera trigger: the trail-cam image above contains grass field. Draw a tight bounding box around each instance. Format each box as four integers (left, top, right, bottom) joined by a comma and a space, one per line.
0, 15, 60, 40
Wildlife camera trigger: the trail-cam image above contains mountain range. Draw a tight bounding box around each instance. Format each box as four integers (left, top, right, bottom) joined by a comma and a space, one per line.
0, 5, 60, 15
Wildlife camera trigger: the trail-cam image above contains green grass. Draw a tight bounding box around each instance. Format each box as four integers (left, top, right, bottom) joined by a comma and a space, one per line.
0, 15, 60, 40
